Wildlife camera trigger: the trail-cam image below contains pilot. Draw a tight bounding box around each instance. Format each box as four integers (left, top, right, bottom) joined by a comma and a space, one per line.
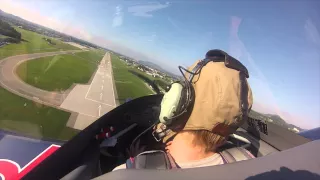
114, 50, 254, 170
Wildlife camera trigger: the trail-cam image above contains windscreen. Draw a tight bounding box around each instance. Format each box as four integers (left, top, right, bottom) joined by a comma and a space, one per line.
0, 0, 319, 143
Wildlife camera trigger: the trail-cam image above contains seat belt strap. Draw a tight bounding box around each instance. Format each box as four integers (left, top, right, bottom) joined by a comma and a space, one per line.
166, 152, 179, 169
219, 147, 254, 164
219, 150, 236, 163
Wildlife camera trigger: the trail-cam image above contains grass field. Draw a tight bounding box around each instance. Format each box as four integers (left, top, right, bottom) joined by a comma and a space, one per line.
16, 51, 104, 91
0, 34, 10, 38
0, 87, 78, 140
111, 54, 154, 104
0, 27, 79, 59
0, 28, 95, 141
129, 69, 169, 92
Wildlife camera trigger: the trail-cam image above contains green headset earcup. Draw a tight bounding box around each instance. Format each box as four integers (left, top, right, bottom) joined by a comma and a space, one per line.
159, 83, 184, 125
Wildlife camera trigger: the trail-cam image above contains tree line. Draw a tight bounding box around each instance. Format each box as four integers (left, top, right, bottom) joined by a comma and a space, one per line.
129, 70, 161, 94
154, 79, 170, 91
0, 19, 21, 40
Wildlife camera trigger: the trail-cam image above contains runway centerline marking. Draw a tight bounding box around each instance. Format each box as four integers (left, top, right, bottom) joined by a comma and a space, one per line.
98, 105, 102, 117
84, 58, 111, 99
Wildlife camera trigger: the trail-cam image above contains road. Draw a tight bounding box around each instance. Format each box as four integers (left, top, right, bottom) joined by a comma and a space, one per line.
0, 50, 82, 106
0, 51, 117, 130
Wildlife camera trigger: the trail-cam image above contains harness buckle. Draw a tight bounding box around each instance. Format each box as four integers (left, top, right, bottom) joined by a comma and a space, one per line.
152, 130, 162, 142
152, 123, 167, 142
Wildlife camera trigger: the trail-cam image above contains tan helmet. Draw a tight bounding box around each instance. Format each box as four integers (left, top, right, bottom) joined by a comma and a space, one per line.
159, 50, 253, 143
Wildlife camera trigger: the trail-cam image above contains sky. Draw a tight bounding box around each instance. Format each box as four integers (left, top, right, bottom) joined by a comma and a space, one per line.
1, 0, 319, 129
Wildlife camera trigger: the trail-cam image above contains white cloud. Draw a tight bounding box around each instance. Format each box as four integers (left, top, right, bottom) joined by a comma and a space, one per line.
112, 5, 123, 27
128, 2, 170, 18
304, 19, 320, 46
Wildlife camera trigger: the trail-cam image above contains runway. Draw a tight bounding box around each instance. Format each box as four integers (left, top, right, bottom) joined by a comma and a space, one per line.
60, 52, 117, 129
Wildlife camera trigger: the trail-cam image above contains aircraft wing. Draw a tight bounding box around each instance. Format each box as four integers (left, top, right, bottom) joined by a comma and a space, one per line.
0, 130, 61, 179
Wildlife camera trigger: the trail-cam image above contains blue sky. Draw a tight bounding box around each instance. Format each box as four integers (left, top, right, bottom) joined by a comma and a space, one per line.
1, 0, 319, 129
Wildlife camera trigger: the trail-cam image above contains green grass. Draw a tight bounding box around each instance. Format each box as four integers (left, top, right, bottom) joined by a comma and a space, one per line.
129, 68, 169, 91
111, 54, 154, 104
0, 27, 79, 59
0, 28, 95, 140
16, 51, 103, 91
0, 34, 10, 38
0, 87, 79, 140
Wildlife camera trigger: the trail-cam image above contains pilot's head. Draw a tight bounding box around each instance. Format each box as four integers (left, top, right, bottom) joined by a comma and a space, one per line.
160, 50, 253, 153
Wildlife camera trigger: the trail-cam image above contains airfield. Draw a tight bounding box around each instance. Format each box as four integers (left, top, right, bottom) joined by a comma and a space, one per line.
0, 50, 82, 106
0, 27, 156, 140
0, 50, 117, 129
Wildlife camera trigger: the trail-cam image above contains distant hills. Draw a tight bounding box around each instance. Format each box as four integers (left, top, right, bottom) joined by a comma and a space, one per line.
0, 9, 41, 30
138, 61, 164, 71
0, 9, 23, 21
249, 110, 304, 132
0, 9, 103, 49
138, 60, 181, 79
264, 114, 287, 126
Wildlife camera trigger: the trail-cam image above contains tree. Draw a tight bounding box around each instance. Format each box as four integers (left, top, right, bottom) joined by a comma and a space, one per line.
0, 19, 21, 40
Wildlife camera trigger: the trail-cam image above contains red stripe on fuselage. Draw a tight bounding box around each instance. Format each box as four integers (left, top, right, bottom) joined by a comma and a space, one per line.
18, 145, 60, 179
